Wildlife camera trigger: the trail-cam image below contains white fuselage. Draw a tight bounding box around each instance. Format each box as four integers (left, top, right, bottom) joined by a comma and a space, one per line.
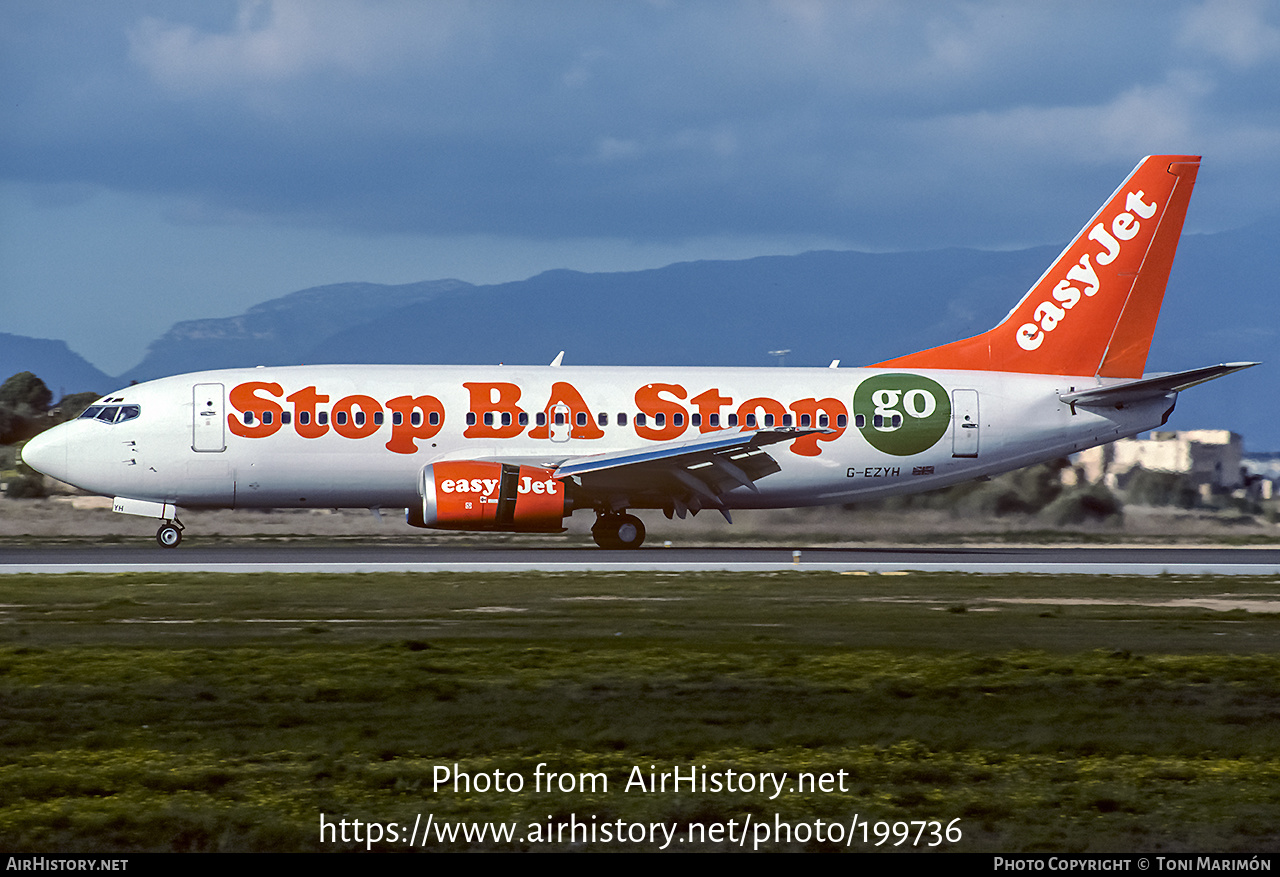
27, 363, 1173, 513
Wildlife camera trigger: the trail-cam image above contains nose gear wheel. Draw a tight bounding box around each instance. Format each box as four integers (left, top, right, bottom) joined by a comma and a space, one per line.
156, 519, 184, 548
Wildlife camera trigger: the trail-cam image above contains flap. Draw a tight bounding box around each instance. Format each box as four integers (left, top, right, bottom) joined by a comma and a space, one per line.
552, 427, 829, 520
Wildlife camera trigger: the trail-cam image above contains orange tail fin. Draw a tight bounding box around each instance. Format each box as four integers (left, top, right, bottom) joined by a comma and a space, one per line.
877, 155, 1200, 378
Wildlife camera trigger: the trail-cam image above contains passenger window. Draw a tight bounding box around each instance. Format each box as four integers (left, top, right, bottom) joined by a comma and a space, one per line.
728, 414, 738, 426
519, 412, 529, 426
782, 414, 792, 427
673, 413, 684, 427
429, 412, 439, 426
262, 410, 274, 425
598, 412, 608, 426
411, 412, 423, 427
654, 413, 665, 427
372, 412, 383, 426
709, 413, 719, 427
502, 412, 512, 426
618, 413, 627, 426
536, 412, 546, 427
483, 412, 494, 426
576, 412, 587, 427
242, 411, 255, 425
300, 411, 312, 425
281, 411, 292, 425
818, 414, 828, 427
335, 411, 348, 426
800, 414, 811, 427
318, 411, 329, 425
635, 414, 646, 427
554, 411, 566, 425
746, 414, 757, 427
466, 413, 477, 426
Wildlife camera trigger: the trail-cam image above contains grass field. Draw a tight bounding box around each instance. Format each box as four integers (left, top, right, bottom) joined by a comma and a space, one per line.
2, 570, 1279, 852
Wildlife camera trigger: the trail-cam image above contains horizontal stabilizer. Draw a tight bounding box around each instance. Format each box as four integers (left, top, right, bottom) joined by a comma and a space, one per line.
1058, 362, 1258, 407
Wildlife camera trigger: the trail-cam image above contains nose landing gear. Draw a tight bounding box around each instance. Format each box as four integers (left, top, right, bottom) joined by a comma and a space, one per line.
156, 519, 184, 548
591, 513, 645, 549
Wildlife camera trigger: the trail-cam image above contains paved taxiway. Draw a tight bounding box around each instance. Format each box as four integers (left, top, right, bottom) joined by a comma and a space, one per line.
3, 544, 1280, 575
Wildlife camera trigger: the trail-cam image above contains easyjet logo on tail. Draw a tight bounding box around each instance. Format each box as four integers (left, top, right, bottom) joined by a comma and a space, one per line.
1016, 190, 1158, 352
874, 154, 1196, 377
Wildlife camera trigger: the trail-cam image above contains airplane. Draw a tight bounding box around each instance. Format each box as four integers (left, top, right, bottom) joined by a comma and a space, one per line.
21, 155, 1256, 549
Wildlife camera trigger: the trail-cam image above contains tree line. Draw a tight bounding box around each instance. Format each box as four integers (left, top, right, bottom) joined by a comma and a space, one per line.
1, 371, 98, 444
1, 372, 99, 497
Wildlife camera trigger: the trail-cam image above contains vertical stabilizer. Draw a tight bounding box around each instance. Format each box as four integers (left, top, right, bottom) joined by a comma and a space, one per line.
877, 155, 1200, 378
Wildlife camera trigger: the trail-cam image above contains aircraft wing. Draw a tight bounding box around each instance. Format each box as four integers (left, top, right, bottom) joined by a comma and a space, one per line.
549, 427, 827, 520
1058, 362, 1258, 408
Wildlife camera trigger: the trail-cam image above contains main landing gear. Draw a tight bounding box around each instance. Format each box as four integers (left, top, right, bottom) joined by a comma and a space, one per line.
591, 513, 645, 549
156, 519, 184, 548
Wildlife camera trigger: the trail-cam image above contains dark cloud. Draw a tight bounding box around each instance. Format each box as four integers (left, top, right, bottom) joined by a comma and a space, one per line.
4, 1, 1280, 247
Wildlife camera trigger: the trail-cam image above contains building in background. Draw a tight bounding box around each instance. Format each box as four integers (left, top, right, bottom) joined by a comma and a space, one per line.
1068, 430, 1277, 502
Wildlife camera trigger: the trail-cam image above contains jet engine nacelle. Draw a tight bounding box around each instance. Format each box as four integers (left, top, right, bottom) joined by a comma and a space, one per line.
409, 461, 569, 532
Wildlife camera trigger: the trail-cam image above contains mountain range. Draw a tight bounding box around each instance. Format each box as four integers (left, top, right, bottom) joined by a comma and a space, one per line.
0, 333, 116, 400
4, 217, 1276, 447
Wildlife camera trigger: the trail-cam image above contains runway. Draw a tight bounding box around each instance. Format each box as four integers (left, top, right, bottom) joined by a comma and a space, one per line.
4, 544, 1280, 575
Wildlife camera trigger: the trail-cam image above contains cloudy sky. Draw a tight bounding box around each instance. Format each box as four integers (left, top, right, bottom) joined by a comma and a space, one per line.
3, 0, 1279, 375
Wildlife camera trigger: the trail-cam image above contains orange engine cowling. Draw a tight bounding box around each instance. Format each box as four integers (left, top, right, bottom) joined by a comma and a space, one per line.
409, 461, 569, 532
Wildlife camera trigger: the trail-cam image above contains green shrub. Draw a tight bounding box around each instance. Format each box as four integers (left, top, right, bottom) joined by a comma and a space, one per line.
4, 461, 47, 499
1039, 484, 1122, 525
1123, 467, 1198, 508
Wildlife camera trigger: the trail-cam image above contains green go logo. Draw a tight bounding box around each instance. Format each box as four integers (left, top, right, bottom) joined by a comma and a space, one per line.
853, 373, 951, 456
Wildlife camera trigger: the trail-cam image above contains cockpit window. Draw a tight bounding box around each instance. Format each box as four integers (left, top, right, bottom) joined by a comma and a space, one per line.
79, 404, 140, 424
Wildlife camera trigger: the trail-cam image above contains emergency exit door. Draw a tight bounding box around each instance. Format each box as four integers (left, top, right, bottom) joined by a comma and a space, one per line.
952, 389, 979, 458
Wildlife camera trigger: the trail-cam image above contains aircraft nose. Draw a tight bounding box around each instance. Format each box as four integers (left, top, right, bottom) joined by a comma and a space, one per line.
20, 424, 69, 482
